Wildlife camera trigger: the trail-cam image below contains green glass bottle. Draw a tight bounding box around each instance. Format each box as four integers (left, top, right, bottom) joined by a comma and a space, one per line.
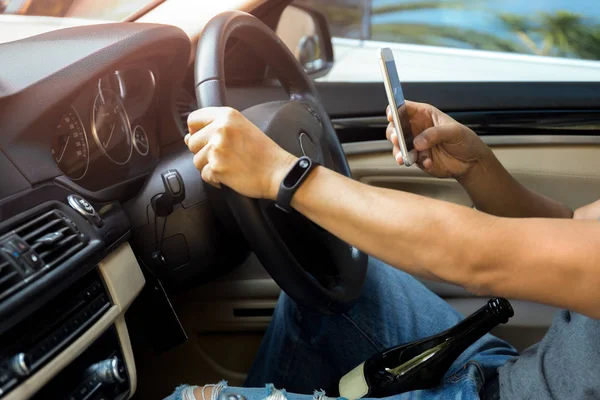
339, 298, 514, 399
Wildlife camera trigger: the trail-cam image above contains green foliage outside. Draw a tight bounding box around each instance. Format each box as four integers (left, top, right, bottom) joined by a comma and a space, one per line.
298, 0, 600, 61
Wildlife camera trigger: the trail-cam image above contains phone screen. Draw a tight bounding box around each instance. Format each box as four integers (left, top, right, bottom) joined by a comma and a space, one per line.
385, 59, 414, 151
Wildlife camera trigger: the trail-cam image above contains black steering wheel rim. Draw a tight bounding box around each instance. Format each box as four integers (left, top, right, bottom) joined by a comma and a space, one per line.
194, 11, 368, 314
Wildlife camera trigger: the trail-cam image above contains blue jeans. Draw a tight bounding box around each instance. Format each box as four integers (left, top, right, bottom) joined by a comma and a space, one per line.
166, 258, 518, 400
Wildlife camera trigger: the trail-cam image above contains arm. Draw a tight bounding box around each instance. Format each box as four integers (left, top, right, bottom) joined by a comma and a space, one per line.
387, 102, 573, 218
457, 151, 573, 218
185, 107, 600, 319
289, 164, 600, 319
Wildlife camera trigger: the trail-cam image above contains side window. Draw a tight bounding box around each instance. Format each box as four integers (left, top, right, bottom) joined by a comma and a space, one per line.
295, 0, 600, 81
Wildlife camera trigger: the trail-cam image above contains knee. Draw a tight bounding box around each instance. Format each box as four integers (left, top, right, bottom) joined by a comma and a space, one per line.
193, 386, 212, 400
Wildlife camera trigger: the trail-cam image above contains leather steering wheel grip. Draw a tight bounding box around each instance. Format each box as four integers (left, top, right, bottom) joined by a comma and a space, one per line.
194, 11, 368, 313
195, 11, 312, 107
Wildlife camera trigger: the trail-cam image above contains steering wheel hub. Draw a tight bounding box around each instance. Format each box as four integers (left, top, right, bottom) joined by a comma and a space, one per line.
243, 101, 325, 164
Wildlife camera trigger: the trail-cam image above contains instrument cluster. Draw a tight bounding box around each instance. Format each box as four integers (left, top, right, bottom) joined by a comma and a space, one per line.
52, 66, 158, 190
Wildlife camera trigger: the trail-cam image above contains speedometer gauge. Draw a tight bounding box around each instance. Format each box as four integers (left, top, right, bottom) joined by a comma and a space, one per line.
52, 107, 89, 180
91, 88, 132, 165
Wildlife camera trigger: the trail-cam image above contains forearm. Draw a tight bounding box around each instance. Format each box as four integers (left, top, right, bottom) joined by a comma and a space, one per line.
290, 166, 495, 289
458, 151, 573, 218
290, 167, 600, 318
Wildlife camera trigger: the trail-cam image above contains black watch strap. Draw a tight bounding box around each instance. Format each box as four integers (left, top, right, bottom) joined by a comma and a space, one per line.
275, 156, 318, 212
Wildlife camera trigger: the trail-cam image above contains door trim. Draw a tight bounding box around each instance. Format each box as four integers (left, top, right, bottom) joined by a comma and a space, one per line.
342, 137, 600, 156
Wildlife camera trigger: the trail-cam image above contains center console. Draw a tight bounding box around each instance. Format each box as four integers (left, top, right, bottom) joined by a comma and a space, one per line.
32, 326, 129, 400
0, 199, 145, 400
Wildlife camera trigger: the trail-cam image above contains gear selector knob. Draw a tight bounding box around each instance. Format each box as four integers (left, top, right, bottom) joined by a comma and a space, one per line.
89, 357, 126, 383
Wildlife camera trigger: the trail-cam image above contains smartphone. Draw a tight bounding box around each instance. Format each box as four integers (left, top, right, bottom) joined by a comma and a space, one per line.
379, 48, 416, 166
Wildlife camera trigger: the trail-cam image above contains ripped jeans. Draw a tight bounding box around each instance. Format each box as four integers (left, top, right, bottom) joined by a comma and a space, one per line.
165, 258, 518, 400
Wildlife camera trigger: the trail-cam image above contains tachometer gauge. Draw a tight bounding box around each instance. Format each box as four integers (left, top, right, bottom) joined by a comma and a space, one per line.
91, 88, 132, 165
52, 107, 89, 180
133, 125, 149, 156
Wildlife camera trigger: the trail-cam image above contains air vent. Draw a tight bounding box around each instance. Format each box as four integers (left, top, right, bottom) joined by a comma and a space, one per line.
15, 210, 88, 269
0, 259, 22, 300
176, 89, 197, 134
0, 210, 89, 303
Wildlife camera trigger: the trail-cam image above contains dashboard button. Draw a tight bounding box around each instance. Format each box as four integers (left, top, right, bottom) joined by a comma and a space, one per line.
23, 251, 43, 270
8, 237, 29, 253
78, 383, 89, 397
89, 357, 126, 384
67, 195, 104, 227
1, 245, 21, 260
9, 353, 30, 377
68, 195, 96, 216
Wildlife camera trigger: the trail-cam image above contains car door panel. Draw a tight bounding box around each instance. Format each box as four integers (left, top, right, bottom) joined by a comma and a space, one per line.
344, 140, 600, 210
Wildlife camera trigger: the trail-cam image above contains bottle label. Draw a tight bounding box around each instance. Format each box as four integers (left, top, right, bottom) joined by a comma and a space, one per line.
339, 362, 369, 400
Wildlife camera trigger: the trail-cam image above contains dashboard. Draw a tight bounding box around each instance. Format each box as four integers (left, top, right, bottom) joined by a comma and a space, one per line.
0, 23, 234, 400
52, 65, 159, 191
0, 14, 291, 399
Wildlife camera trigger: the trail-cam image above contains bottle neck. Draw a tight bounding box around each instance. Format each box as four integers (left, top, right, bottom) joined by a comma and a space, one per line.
442, 299, 513, 353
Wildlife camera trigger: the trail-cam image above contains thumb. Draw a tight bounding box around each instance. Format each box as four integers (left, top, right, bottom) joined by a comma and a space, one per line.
413, 124, 461, 151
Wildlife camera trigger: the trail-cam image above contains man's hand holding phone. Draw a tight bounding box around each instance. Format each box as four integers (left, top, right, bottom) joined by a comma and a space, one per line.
385, 101, 492, 182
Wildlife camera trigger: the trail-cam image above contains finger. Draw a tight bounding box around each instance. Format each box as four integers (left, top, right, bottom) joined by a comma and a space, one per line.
187, 107, 227, 134
385, 123, 396, 141
187, 127, 212, 154
417, 150, 428, 167
192, 145, 210, 172
422, 157, 433, 169
184, 133, 190, 145
416, 147, 431, 165
386, 105, 392, 122
201, 164, 221, 188
404, 100, 436, 118
393, 146, 403, 164
413, 124, 461, 151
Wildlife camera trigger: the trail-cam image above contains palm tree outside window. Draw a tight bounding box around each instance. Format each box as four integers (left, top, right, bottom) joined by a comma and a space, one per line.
295, 0, 600, 61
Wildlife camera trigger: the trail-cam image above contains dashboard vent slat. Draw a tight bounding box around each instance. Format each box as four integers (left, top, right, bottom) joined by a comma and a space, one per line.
15, 210, 88, 270
21, 219, 63, 243
39, 235, 85, 269
0, 209, 89, 304
0, 269, 19, 287
0, 261, 23, 300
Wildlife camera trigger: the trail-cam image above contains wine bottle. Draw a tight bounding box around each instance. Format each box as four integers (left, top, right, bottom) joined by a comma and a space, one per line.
339, 298, 514, 400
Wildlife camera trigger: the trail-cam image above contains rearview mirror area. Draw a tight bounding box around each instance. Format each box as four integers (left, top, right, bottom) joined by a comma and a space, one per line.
276, 4, 334, 79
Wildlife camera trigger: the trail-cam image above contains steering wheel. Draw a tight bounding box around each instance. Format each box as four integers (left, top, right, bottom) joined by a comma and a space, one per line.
194, 11, 368, 314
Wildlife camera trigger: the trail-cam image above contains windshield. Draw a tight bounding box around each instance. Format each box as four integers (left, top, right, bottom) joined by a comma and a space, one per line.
0, 0, 161, 20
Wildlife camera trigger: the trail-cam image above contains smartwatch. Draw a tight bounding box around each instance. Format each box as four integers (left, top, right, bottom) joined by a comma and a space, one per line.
275, 156, 318, 212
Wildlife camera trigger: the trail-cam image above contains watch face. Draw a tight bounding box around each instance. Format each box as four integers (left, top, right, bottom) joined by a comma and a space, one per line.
283, 157, 312, 188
